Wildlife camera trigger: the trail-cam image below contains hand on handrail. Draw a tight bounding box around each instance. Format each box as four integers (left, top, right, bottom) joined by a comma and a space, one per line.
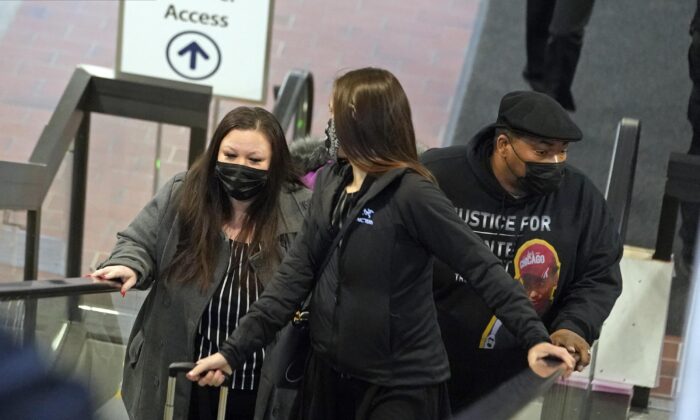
527, 342, 575, 379
89, 265, 137, 296
550, 328, 590, 372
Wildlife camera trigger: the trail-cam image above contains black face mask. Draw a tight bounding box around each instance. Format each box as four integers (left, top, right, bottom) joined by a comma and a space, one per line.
323, 118, 340, 161
215, 162, 268, 201
507, 139, 565, 195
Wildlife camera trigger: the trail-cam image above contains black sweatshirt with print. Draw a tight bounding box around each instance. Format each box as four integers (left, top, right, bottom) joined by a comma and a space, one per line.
421, 125, 622, 399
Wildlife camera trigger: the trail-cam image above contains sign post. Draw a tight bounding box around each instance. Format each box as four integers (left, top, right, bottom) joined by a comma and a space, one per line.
117, 0, 273, 102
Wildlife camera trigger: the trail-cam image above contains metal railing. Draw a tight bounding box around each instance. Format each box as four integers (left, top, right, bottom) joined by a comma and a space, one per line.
0, 65, 212, 344
0, 65, 212, 284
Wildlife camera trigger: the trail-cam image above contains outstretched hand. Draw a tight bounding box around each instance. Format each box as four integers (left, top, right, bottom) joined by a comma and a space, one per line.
550, 328, 590, 372
527, 342, 576, 378
186, 353, 233, 387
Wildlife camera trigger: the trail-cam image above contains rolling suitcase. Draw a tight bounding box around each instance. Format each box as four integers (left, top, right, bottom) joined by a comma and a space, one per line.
164, 362, 230, 420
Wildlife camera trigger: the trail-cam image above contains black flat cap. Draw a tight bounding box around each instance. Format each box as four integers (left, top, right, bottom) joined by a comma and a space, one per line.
495, 91, 583, 141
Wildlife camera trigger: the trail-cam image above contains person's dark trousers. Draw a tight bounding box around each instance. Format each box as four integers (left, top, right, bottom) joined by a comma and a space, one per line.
524, 0, 595, 111
299, 352, 451, 420
446, 348, 527, 413
189, 385, 257, 420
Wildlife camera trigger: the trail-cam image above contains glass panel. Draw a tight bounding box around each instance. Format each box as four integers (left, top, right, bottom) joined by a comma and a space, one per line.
157, 123, 190, 192
37, 143, 73, 280
0, 299, 25, 343
0, 145, 73, 283
80, 115, 190, 281
0, 210, 27, 282
0, 287, 142, 419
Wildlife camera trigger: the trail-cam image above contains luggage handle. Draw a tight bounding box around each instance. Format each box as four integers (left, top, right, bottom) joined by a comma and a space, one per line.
164, 362, 231, 420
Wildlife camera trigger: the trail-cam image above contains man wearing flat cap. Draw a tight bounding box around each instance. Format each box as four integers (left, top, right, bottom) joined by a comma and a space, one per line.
421, 91, 622, 410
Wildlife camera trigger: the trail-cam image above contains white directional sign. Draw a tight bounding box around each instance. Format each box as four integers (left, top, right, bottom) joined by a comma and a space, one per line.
117, 0, 273, 102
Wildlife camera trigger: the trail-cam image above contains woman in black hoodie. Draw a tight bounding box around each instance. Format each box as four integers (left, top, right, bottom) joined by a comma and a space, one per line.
186, 68, 574, 419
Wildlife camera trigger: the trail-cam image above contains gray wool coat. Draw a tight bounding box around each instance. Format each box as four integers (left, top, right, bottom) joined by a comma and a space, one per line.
99, 172, 311, 420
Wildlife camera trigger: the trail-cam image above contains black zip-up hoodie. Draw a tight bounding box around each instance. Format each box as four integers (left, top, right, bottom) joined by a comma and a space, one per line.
421, 125, 622, 354
219, 161, 551, 387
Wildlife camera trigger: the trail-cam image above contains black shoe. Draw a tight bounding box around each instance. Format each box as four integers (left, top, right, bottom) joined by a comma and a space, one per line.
522, 69, 547, 93
523, 68, 577, 111
554, 89, 576, 112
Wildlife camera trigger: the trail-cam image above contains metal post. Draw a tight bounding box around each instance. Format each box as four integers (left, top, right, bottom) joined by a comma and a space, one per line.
206, 97, 220, 148
24, 209, 41, 281
210, 97, 221, 138
154, 123, 163, 196
653, 193, 679, 261
164, 376, 177, 420
66, 114, 90, 321
217, 387, 229, 420
23, 208, 41, 345
66, 114, 90, 277
188, 127, 207, 168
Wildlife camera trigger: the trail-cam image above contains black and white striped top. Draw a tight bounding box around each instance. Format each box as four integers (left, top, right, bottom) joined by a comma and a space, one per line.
195, 240, 264, 391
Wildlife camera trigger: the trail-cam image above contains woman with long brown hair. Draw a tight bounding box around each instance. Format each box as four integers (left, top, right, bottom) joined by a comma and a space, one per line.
91, 106, 310, 420
187, 68, 574, 419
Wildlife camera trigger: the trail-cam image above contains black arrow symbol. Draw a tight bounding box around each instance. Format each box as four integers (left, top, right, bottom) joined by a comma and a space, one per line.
178, 41, 209, 70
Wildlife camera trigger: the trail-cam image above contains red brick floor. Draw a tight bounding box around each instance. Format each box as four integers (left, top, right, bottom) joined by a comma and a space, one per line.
651, 335, 683, 399
0, 0, 480, 277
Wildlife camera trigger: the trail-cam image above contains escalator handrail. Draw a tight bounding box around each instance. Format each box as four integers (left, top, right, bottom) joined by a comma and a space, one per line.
455, 364, 566, 419
272, 69, 314, 138
0, 277, 118, 301
604, 118, 641, 242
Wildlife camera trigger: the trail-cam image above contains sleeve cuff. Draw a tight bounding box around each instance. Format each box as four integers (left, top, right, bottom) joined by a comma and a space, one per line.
524, 333, 551, 351
218, 340, 243, 372
551, 319, 589, 343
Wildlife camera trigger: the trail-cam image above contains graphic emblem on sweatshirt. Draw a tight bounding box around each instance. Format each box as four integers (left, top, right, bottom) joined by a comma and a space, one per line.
479, 239, 561, 349
514, 239, 561, 315
356, 208, 375, 225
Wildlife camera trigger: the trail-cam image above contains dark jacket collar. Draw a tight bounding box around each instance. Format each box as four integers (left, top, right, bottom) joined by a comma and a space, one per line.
249, 184, 310, 285
318, 162, 410, 226
276, 185, 310, 235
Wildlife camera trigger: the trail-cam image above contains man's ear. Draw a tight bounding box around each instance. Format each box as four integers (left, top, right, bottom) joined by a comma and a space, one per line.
495, 134, 509, 156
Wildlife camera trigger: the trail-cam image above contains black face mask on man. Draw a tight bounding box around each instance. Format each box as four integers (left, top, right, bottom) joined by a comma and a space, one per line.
506, 138, 565, 195
215, 162, 268, 201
